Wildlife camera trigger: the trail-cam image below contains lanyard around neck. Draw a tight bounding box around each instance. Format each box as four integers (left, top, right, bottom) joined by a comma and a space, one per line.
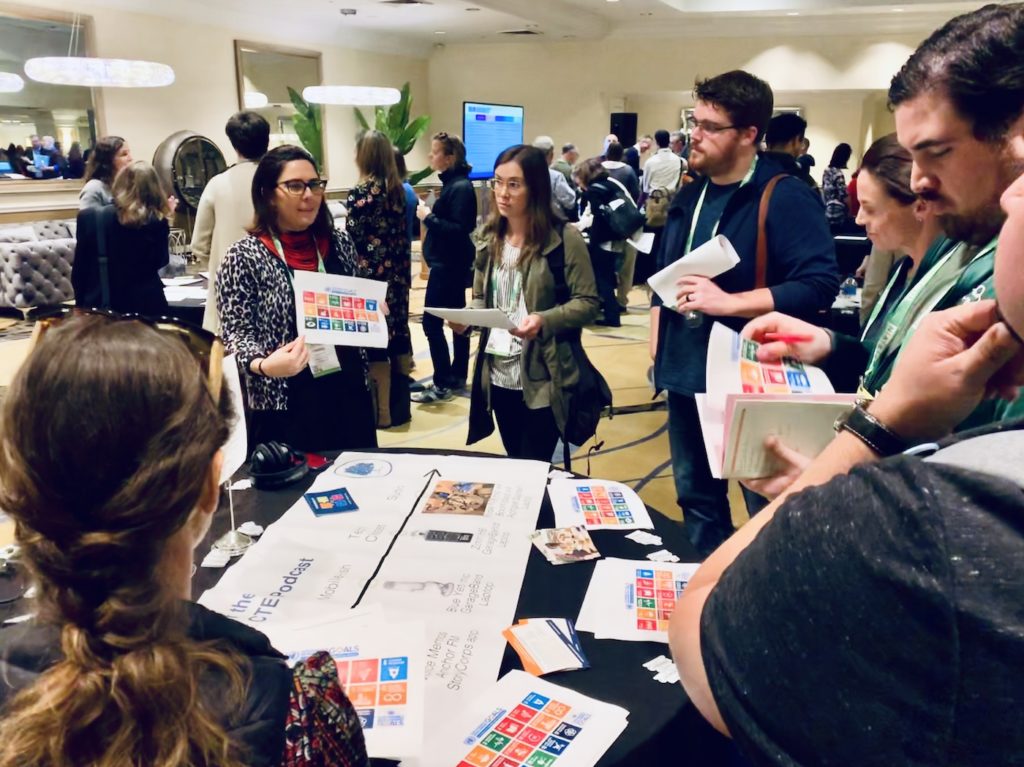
685, 155, 758, 254
862, 236, 998, 383
269, 233, 326, 284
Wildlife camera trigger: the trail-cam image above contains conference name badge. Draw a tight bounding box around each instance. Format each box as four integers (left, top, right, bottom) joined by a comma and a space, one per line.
308, 343, 342, 377
485, 328, 515, 358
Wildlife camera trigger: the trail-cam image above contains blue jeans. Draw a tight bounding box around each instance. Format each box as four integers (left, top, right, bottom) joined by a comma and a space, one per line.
667, 392, 769, 556
667, 391, 733, 557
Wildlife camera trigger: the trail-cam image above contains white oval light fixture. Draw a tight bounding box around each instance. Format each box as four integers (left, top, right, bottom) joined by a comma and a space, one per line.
0, 73, 24, 93
244, 90, 269, 108
24, 57, 174, 88
302, 85, 401, 106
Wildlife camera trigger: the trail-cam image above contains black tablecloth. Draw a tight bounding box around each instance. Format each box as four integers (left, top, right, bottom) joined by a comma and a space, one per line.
193, 448, 735, 767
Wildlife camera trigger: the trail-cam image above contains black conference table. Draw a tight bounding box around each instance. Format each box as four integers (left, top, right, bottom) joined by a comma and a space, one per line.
193, 448, 738, 767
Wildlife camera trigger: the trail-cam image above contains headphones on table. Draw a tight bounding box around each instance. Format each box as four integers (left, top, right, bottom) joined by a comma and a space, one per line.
249, 441, 309, 489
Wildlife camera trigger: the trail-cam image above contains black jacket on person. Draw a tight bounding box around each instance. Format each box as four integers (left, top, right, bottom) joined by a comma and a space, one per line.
762, 151, 819, 191
73, 204, 169, 315
422, 165, 477, 271
0, 602, 291, 766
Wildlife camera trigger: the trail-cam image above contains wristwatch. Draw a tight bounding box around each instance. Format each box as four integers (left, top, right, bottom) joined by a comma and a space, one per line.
833, 404, 910, 457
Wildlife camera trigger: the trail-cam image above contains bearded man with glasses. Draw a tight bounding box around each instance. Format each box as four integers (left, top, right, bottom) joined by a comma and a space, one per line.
650, 69, 839, 557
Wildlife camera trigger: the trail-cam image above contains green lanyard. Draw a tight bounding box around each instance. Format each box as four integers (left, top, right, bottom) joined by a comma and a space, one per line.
862, 236, 997, 386
684, 155, 759, 254
860, 258, 912, 342
269, 233, 326, 286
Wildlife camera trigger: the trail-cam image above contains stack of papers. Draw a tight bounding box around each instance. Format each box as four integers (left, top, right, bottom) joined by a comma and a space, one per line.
625, 531, 662, 546
423, 306, 515, 330
421, 670, 628, 767
642, 655, 680, 685
529, 526, 600, 565
503, 618, 589, 676
576, 558, 699, 643
161, 275, 203, 286
163, 285, 208, 302
549, 479, 653, 531
646, 234, 740, 308
696, 323, 856, 479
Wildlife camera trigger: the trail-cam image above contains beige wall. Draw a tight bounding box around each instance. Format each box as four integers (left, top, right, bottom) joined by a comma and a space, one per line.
6, 1, 431, 191
427, 33, 921, 176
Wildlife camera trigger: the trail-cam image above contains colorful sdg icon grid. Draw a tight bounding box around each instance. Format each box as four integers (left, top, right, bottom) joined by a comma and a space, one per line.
336, 656, 408, 729
576, 485, 634, 526
458, 692, 586, 767
302, 291, 381, 334
635, 568, 687, 632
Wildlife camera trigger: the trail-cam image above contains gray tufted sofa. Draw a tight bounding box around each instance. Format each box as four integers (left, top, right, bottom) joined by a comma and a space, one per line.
0, 220, 76, 310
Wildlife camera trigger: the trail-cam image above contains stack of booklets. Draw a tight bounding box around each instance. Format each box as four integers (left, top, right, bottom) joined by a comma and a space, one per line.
503, 617, 590, 676
696, 322, 857, 480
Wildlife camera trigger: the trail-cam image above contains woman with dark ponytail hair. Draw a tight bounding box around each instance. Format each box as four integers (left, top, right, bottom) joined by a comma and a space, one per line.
0, 313, 368, 767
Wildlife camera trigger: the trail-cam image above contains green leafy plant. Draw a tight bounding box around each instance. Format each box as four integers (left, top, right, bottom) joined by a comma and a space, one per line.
354, 82, 432, 184
287, 86, 324, 171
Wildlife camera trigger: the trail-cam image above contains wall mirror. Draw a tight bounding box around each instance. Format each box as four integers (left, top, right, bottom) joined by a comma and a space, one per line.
0, 6, 99, 182
234, 40, 325, 171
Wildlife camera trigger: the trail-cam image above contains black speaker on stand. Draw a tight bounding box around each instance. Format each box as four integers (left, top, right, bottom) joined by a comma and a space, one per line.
610, 112, 638, 148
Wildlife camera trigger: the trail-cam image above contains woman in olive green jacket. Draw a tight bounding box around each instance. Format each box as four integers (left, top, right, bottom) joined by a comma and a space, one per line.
463, 145, 600, 459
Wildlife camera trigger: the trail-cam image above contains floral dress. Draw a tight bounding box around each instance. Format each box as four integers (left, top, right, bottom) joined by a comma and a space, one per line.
346, 179, 413, 356
822, 166, 850, 227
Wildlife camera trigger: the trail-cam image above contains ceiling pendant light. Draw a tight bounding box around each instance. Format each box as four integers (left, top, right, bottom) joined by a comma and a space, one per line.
302, 85, 401, 105
25, 57, 174, 88
0, 73, 24, 93
23, 14, 174, 89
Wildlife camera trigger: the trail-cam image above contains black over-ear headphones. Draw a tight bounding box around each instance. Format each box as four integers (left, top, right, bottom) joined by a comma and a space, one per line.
249, 441, 309, 489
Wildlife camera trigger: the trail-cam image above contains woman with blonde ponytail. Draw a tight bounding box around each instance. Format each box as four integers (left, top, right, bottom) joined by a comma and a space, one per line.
0, 313, 367, 767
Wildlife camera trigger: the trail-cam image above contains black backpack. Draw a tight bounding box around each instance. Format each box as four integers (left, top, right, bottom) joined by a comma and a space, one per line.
547, 234, 613, 468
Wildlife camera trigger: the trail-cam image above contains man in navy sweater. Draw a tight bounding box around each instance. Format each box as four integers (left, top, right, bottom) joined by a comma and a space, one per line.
651, 70, 839, 556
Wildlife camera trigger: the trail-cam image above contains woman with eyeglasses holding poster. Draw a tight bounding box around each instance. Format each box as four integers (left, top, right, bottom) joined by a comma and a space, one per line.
218, 145, 377, 452
463, 145, 600, 460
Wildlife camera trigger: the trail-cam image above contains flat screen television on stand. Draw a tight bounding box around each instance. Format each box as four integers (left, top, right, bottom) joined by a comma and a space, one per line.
463, 101, 525, 181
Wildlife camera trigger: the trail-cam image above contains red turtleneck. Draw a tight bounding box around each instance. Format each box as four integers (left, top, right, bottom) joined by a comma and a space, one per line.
259, 230, 329, 271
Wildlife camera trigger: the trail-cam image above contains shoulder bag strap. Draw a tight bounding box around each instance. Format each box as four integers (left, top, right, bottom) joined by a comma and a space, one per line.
97, 205, 113, 308
755, 174, 788, 290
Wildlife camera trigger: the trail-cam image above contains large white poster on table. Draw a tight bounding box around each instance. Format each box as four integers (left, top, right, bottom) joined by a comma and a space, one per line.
293, 271, 388, 348
267, 610, 427, 760
576, 557, 700, 643
200, 451, 550, 751
417, 670, 629, 767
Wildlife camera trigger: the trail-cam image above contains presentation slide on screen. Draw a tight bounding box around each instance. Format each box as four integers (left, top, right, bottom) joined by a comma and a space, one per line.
463, 102, 524, 179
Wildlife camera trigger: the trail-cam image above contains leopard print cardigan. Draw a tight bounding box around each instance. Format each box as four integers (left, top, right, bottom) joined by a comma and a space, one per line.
217, 229, 368, 411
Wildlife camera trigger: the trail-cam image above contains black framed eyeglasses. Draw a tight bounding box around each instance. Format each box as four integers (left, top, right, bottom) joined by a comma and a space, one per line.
686, 116, 740, 135
31, 307, 224, 405
277, 179, 329, 197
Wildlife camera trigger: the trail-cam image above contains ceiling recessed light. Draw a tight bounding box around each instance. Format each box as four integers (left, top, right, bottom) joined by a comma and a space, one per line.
892, 7, 904, 11
787, 11, 799, 16
434, 30, 446, 34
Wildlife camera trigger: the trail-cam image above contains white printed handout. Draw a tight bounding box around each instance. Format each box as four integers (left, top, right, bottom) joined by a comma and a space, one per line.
267, 611, 427, 759
424, 306, 516, 330
576, 557, 699, 643
698, 322, 857, 479
293, 270, 389, 348
200, 451, 551, 748
421, 670, 628, 767
549, 479, 654, 531
646, 234, 740, 308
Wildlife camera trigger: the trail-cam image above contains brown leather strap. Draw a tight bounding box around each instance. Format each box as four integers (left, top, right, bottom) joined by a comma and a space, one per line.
755, 174, 788, 289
